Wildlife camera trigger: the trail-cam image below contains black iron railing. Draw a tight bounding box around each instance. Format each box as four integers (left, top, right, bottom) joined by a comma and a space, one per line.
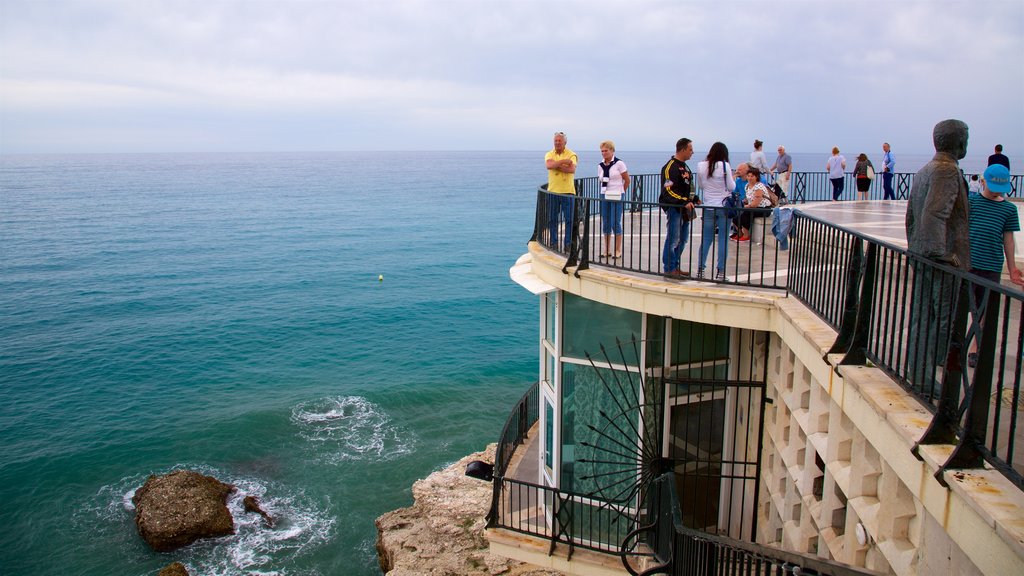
577, 171, 1021, 205
493, 382, 539, 481
530, 181, 1024, 488
788, 213, 1024, 489
533, 187, 788, 289
492, 477, 639, 558
629, 473, 880, 576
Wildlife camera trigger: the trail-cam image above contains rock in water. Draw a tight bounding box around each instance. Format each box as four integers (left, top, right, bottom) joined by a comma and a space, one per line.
158, 562, 189, 576
243, 495, 275, 527
133, 470, 236, 552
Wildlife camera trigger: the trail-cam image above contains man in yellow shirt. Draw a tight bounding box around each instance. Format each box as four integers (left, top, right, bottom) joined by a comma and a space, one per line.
544, 131, 577, 250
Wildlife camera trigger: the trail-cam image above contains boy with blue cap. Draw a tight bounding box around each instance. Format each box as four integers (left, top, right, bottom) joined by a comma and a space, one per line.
966, 163, 1023, 366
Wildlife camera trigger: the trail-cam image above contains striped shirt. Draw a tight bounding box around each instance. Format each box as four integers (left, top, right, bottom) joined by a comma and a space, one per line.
968, 194, 1020, 272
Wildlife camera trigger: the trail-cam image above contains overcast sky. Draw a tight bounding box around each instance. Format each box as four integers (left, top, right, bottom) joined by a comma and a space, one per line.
1, 0, 1022, 155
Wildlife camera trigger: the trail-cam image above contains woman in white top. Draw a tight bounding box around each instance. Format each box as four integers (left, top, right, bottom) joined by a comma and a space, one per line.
826, 146, 847, 201
696, 142, 733, 281
734, 166, 773, 241
598, 140, 629, 259
750, 139, 770, 173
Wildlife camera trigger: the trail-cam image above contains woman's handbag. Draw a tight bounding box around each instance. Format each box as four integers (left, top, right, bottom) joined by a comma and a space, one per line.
867, 165, 876, 180
722, 195, 741, 219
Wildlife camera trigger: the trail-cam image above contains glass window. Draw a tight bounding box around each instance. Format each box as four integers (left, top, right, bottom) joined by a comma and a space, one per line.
560, 362, 638, 499
545, 349, 556, 387
544, 400, 554, 471
669, 318, 729, 365
545, 292, 557, 344
562, 293, 641, 365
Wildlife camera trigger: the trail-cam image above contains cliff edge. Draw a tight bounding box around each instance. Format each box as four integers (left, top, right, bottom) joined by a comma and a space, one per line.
375, 444, 561, 576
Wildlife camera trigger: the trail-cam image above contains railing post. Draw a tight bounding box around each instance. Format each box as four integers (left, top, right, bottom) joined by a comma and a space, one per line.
793, 173, 806, 203
936, 283, 1002, 474
914, 280, 971, 453
826, 237, 865, 357
839, 242, 879, 366
531, 189, 543, 244
575, 198, 590, 276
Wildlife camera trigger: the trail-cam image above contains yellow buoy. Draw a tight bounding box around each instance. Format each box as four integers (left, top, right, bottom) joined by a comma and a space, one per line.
378, 274, 384, 282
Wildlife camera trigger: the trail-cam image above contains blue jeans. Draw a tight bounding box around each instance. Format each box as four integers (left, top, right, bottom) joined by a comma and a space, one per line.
882, 172, 895, 199
699, 206, 730, 273
600, 199, 623, 235
547, 194, 575, 248
662, 207, 690, 273
830, 177, 845, 200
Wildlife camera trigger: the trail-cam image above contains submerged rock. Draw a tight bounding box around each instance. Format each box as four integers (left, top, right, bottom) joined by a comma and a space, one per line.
375, 444, 562, 575
158, 562, 189, 576
133, 470, 236, 552
243, 495, 275, 527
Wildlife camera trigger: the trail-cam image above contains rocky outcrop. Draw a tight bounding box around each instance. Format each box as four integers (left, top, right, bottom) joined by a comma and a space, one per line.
375, 444, 562, 576
157, 562, 189, 576
133, 470, 236, 552
243, 495, 275, 527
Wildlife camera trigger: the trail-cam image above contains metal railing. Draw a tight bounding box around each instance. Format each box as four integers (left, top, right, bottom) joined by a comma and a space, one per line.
574, 171, 1021, 205
788, 213, 1024, 488
530, 180, 1024, 488
533, 188, 788, 289
492, 477, 640, 558
493, 382, 539, 481
629, 472, 880, 576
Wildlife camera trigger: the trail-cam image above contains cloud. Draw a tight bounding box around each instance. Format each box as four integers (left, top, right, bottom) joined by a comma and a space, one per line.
1, 0, 1021, 153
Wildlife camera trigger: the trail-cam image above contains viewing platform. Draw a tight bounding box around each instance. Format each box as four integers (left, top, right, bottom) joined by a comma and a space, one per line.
489, 175, 1024, 576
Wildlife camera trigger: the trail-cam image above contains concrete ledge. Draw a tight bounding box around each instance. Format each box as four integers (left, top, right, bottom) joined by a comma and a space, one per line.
488, 528, 627, 576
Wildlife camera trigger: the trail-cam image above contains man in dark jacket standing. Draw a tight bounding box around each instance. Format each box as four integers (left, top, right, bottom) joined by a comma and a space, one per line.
988, 144, 1010, 170
905, 119, 970, 395
660, 138, 696, 277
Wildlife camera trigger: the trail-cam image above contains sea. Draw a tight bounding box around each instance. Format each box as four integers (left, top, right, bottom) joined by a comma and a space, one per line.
0, 148, 1015, 576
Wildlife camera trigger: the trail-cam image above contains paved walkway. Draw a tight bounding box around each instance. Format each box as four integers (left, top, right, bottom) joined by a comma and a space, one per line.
795, 200, 910, 247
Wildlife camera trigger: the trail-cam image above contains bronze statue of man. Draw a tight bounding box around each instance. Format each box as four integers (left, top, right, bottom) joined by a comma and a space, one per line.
906, 119, 970, 269
905, 119, 970, 396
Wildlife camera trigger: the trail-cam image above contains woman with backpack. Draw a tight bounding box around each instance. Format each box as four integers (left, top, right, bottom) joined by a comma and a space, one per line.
696, 142, 733, 281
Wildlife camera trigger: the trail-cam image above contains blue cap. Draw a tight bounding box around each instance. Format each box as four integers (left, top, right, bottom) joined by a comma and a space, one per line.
983, 164, 1012, 194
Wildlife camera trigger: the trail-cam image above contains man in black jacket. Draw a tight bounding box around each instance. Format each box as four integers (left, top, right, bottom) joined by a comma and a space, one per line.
660, 138, 696, 277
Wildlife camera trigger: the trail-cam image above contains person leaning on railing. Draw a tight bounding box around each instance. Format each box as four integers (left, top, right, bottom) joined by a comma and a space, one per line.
544, 131, 578, 250
733, 166, 773, 242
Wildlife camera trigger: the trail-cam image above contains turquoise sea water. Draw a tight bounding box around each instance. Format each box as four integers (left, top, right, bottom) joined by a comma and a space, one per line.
0, 148, 1013, 575
1, 152, 558, 575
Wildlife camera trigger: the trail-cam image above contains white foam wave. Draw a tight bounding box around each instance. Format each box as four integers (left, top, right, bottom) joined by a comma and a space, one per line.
290, 396, 415, 463
85, 464, 335, 576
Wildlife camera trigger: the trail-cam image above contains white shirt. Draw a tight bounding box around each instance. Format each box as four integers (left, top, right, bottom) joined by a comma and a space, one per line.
598, 158, 629, 199
696, 160, 734, 207
827, 155, 846, 179
750, 150, 770, 172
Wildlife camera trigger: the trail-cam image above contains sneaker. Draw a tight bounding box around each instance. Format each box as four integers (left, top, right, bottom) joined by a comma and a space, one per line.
715, 270, 727, 282
967, 352, 978, 368
729, 232, 739, 240
696, 268, 706, 279
737, 235, 751, 242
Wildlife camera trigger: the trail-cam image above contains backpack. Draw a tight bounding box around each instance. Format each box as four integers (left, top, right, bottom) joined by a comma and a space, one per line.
772, 182, 787, 205
763, 184, 780, 207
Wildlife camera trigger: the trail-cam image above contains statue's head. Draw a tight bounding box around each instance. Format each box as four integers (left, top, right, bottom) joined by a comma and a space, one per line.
933, 119, 969, 160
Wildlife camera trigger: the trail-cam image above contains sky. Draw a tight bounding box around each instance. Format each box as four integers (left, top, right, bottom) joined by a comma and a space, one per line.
1, 0, 1022, 155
